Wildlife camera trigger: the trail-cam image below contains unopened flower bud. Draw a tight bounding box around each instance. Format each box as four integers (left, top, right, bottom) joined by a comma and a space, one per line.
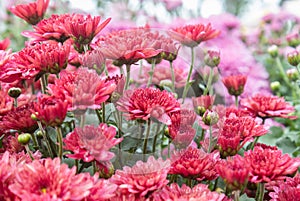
159, 79, 173, 89
270, 81, 280, 91
8, 87, 22, 98
286, 33, 300, 48
96, 161, 115, 179
18, 133, 31, 145
36, 130, 43, 139
287, 50, 300, 67
268, 45, 279, 58
196, 106, 206, 116
202, 110, 219, 125
287, 68, 299, 81
204, 50, 220, 67
31, 113, 38, 121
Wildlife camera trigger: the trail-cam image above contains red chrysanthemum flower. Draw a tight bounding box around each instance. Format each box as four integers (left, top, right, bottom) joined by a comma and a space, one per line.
48, 68, 116, 111
0, 38, 10, 51
64, 123, 122, 162
64, 14, 110, 49
244, 144, 300, 183
117, 87, 180, 125
9, 157, 94, 201
150, 183, 228, 201
222, 75, 247, 96
9, 0, 50, 25
110, 156, 170, 197
0, 103, 38, 134
169, 146, 220, 181
170, 23, 220, 47
33, 95, 68, 127
192, 95, 215, 116
22, 14, 71, 42
216, 155, 250, 191
269, 174, 300, 201
240, 94, 297, 120
94, 28, 163, 66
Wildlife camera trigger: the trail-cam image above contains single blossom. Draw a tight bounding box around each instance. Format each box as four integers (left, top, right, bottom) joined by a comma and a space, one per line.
9, 0, 50, 25
110, 156, 170, 198
117, 87, 180, 125
0, 38, 10, 51
64, 123, 122, 162
169, 23, 220, 47
240, 94, 297, 119
222, 74, 247, 96
244, 144, 300, 183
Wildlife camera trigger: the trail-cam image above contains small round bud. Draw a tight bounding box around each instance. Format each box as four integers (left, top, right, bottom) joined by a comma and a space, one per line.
270, 81, 281, 91
36, 130, 43, 139
31, 113, 38, 121
202, 110, 219, 125
287, 50, 300, 67
8, 87, 22, 98
159, 79, 173, 89
268, 45, 279, 58
286, 33, 300, 48
287, 68, 299, 81
18, 133, 31, 145
204, 50, 221, 67
164, 127, 170, 138
196, 106, 206, 116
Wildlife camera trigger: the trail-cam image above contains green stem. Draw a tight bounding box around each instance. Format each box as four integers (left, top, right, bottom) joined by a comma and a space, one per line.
152, 123, 161, 153
147, 58, 156, 87
75, 159, 79, 173
80, 114, 85, 128
275, 57, 292, 88
213, 177, 219, 191
31, 133, 39, 150
233, 190, 240, 201
25, 144, 34, 161
92, 161, 97, 174
208, 125, 213, 153
235, 96, 239, 107
203, 67, 214, 95
257, 183, 265, 201
143, 120, 151, 159
56, 126, 63, 159
102, 103, 106, 123
296, 63, 300, 75
124, 64, 131, 90
186, 178, 192, 187
40, 73, 48, 94
182, 47, 195, 103
13, 98, 18, 108
37, 121, 53, 158
169, 61, 176, 92
95, 109, 102, 123
139, 60, 143, 77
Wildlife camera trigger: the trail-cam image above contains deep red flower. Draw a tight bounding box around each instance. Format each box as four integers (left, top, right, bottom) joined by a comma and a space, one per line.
117, 87, 180, 125
9, 158, 94, 201
222, 74, 247, 96
94, 28, 163, 66
0, 103, 38, 134
64, 123, 122, 162
9, 0, 50, 25
0, 38, 10, 51
240, 94, 297, 119
244, 145, 300, 183
48, 68, 116, 111
192, 95, 215, 116
169, 146, 220, 181
170, 23, 220, 47
216, 155, 250, 191
110, 156, 170, 197
150, 183, 228, 201
33, 95, 68, 127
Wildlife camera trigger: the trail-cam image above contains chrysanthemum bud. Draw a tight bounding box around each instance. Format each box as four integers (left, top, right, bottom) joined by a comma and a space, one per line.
31, 113, 38, 121
18, 133, 31, 145
97, 161, 115, 179
287, 68, 299, 81
286, 33, 300, 48
204, 50, 221, 67
287, 50, 300, 67
268, 45, 279, 58
202, 110, 219, 125
196, 106, 206, 116
159, 79, 173, 89
270, 81, 281, 91
8, 87, 22, 98
36, 130, 43, 139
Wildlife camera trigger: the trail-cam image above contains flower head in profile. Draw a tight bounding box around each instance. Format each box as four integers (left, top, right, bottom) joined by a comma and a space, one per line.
81, 49, 106, 74
9, 0, 50, 25
169, 146, 220, 181
117, 87, 180, 125
240, 94, 297, 120
244, 144, 300, 183
192, 95, 215, 116
216, 155, 250, 191
0, 38, 10, 51
170, 23, 220, 47
33, 95, 68, 127
110, 156, 170, 198
9, 158, 94, 201
150, 183, 227, 201
222, 74, 247, 97
64, 123, 122, 162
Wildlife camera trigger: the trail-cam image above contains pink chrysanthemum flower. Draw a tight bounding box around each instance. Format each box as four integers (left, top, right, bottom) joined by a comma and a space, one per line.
269, 174, 300, 201
244, 144, 300, 183
150, 183, 228, 201
169, 146, 220, 181
117, 87, 180, 125
64, 123, 122, 162
9, 0, 50, 25
81, 49, 106, 74
33, 95, 68, 127
170, 23, 220, 47
216, 155, 250, 191
222, 74, 247, 96
86, 177, 118, 201
0, 38, 10, 51
0, 103, 38, 134
110, 156, 170, 198
240, 94, 297, 120
9, 157, 94, 201
48, 68, 116, 111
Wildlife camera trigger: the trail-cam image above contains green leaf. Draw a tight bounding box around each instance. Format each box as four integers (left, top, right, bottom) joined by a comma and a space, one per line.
239, 193, 255, 201
258, 126, 283, 146
276, 137, 297, 155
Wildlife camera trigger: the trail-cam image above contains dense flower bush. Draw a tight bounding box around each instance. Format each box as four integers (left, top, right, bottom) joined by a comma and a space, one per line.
0, 0, 300, 200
